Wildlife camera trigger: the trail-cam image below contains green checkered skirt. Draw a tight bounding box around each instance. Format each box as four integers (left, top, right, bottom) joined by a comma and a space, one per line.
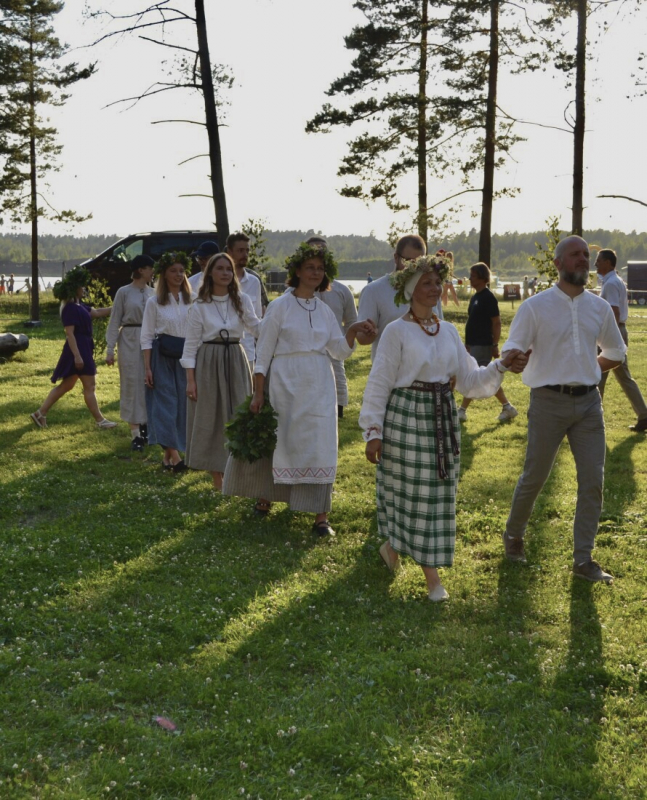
377, 386, 460, 567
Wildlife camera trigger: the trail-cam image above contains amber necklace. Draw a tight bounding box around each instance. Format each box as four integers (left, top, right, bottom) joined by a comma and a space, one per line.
409, 307, 440, 336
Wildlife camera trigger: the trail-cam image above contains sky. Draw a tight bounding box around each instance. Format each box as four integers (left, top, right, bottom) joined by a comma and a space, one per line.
12, 0, 647, 243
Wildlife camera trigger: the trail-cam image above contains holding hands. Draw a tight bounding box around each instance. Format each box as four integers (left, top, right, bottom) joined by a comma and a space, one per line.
500, 348, 532, 374
346, 318, 377, 347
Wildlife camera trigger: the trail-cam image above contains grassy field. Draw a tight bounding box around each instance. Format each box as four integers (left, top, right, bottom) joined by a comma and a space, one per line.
0, 293, 646, 800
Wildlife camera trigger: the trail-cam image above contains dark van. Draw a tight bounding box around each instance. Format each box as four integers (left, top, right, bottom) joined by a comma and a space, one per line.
79, 230, 218, 296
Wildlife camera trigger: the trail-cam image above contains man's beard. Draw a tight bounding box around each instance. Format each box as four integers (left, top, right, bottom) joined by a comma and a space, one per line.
562, 269, 589, 286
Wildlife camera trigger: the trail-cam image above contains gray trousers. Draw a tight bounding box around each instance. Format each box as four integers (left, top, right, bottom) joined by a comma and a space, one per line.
330, 357, 349, 407
505, 387, 605, 563
598, 324, 647, 420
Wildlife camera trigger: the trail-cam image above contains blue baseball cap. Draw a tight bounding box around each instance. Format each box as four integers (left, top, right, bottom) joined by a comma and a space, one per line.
194, 241, 219, 259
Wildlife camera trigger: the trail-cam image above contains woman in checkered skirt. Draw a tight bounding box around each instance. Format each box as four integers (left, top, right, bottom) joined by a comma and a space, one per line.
359, 255, 528, 601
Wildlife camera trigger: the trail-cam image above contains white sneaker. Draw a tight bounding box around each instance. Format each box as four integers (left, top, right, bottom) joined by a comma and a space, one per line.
498, 403, 518, 422
428, 585, 449, 602
457, 407, 467, 423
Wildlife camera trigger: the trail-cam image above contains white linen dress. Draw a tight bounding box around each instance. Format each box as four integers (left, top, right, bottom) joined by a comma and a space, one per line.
223, 291, 354, 512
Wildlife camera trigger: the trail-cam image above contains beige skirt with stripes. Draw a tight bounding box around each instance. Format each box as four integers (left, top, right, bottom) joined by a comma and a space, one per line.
223, 456, 332, 513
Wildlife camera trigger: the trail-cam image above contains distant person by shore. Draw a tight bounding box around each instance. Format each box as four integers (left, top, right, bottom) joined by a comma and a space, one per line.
367, 272, 373, 283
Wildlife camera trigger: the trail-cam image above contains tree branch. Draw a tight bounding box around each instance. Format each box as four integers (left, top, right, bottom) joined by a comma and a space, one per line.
597, 194, 647, 208
426, 188, 481, 210
497, 104, 572, 134
178, 153, 209, 165
152, 119, 206, 126
138, 35, 197, 54
103, 83, 199, 110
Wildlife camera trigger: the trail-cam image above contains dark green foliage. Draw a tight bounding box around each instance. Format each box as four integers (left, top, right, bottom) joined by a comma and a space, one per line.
85, 275, 112, 357
225, 395, 279, 463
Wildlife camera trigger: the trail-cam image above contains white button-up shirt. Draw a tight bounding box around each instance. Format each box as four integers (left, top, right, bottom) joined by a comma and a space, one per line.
237, 269, 262, 361
503, 285, 626, 388
599, 269, 629, 324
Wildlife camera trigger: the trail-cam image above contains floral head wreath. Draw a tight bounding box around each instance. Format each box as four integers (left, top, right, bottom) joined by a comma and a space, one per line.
154, 250, 192, 278
53, 266, 92, 301
285, 242, 338, 282
390, 254, 453, 306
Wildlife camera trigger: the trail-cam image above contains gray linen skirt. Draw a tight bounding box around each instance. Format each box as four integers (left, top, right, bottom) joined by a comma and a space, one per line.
186, 341, 252, 472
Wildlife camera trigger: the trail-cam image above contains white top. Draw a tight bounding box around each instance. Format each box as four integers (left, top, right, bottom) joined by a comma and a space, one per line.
358, 272, 444, 360
599, 269, 628, 324
237, 269, 263, 361
140, 293, 194, 349
188, 271, 204, 292
319, 279, 358, 333
359, 318, 505, 440
106, 283, 155, 354
180, 294, 261, 368
254, 291, 354, 376
502, 285, 626, 388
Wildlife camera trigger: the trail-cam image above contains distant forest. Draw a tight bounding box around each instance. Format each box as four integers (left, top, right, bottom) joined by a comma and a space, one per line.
1, 228, 647, 280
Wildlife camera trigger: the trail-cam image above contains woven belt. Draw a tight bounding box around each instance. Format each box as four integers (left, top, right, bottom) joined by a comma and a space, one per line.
408, 381, 460, 480
121, 323, 142, 327
542, 384, 597, 397
203, 330, 239, 414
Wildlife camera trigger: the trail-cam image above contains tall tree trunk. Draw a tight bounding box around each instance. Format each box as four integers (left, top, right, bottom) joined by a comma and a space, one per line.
572, 0, 586, 236
417, 0, 428, 245
28, 30, 39, 322
479, 0, 498, 266
195, 0, 229, 242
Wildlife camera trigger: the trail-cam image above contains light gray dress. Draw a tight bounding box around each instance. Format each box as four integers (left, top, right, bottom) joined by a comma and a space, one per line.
106, 284, 155, 424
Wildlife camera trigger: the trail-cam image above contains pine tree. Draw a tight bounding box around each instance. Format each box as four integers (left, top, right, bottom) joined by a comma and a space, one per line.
0, 0, 94, 321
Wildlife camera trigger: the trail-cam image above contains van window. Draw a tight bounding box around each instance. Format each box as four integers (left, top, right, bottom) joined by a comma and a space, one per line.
148, 236, 200, 261
113, 238, 144, 262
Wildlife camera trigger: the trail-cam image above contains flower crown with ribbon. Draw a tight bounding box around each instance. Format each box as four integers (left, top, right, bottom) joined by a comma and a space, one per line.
154, 250, 192, 277
285, 242, 338, 282
390, 253, 453, 306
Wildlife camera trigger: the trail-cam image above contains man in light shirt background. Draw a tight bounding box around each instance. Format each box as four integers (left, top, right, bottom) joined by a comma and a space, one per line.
225, 232, 265, 364
595, 248, 647, 432
501, 235, 626, 584
357, 234, 443, 360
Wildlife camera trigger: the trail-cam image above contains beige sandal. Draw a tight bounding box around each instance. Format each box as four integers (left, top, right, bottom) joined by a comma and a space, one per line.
379, 541, 399, 572
96, 418, 117, 429
30, 410, 47, 429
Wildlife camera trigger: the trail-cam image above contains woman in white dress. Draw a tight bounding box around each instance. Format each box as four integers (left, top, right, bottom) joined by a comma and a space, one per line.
182, 253, 261, 489
106, 255, 155, 450
141, 252, 194, 471
224, 243, 376, 534
360, 255, 528, 601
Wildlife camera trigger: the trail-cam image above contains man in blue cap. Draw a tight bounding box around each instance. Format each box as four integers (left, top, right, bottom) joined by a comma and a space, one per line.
189, 241, 219, 292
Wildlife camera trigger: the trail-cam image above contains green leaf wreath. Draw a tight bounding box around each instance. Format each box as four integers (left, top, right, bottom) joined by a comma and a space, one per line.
225, 396, 279, 463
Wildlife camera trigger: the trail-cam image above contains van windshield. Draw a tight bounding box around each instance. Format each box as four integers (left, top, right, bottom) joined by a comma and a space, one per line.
113, 238, 144, 262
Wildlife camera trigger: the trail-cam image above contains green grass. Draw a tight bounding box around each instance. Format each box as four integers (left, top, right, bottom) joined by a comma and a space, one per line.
1, 294, 646, 799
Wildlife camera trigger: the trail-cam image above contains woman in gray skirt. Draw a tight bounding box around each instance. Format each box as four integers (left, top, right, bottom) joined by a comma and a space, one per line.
181, 253, 261, 489
106, 255, 155, 450
360, 255, 528, 601
141, 252, 194, 471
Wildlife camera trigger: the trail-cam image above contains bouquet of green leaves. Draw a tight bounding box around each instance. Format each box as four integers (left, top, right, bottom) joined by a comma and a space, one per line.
225, 396, 279, 463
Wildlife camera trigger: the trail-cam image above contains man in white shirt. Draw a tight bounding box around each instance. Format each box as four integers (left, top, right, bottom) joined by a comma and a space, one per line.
501, 235, 626, 583
357, 234, 443, 359
225, 232, 264, 363
595, 248, 647, 432
188, 241, 219, 292
306, 236, 358, 417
